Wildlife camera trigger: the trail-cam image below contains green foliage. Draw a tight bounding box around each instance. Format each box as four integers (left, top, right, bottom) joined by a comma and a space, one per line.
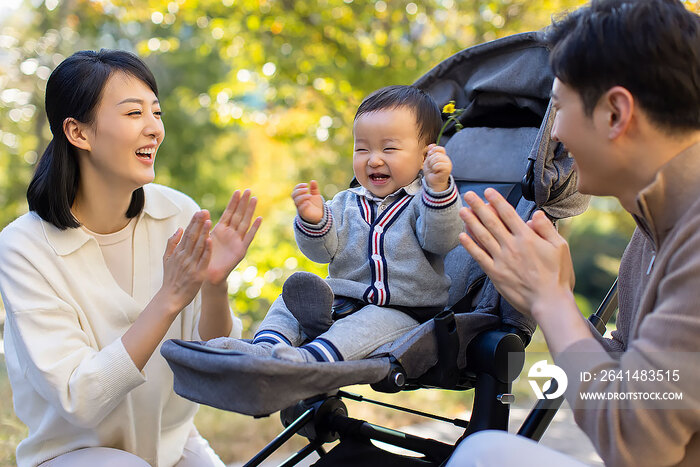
3, 0, 698, 331
560, 196, 637, 318
1, 0, 594, 331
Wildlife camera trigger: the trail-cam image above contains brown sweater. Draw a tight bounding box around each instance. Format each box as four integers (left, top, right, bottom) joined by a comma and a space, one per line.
555, 142, 700, 467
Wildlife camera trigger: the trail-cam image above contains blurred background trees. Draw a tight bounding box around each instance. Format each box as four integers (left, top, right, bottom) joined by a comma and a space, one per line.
1, 0, 650, 327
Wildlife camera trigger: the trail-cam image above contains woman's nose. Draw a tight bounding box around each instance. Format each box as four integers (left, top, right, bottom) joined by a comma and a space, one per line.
144, 116, 164, 140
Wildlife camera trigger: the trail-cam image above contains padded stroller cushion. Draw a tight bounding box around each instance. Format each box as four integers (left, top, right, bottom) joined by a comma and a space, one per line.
161, 313, 501, 416
446, 127, 538, 183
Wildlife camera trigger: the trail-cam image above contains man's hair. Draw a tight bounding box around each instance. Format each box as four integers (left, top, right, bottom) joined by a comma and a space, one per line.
546, 0, 700, 133
354, 85, 442, 145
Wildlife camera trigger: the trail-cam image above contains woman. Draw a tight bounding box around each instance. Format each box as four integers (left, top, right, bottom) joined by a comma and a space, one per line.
0, 50, 261, 466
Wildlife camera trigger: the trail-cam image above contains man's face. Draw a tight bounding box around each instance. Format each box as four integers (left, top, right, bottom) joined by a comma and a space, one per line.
550, 78, 617, 196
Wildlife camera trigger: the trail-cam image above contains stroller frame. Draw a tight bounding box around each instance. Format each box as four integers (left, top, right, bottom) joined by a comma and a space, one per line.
245, 282, 618, 467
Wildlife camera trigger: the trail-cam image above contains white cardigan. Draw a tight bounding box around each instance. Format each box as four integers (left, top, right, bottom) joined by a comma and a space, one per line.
0, 184, 242, 467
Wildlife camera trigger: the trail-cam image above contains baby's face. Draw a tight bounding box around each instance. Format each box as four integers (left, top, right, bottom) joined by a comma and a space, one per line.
352, 107, 426, 198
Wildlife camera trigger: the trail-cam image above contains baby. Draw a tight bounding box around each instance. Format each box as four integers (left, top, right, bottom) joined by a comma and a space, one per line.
209, 85, 463, 362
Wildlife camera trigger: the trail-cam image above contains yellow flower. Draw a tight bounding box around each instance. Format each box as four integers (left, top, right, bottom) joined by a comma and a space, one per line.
442, 102, 456, 114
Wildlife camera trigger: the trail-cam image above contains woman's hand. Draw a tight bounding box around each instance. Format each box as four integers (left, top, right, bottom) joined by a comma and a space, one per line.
161, 210, 213, 314
292, 180, 324, 224
206, 189, 262, 285
125, 211, 212, 370
458, 188, 575, 316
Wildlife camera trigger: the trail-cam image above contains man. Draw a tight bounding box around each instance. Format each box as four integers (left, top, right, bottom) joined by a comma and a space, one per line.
448, 1, 700, 466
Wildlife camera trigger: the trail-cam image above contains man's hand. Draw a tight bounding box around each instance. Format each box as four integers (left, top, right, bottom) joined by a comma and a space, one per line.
292, 180, 324, 224
458, 188, 575, 316
423, 144, 452, 192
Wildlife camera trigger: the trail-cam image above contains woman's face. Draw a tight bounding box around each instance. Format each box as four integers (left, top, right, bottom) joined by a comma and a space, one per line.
84, 71, 164, 192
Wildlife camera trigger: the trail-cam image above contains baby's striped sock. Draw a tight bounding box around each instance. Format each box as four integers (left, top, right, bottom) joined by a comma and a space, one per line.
205, 330, 292, 357
253, 330, 292, 347
271, 338, 344, 363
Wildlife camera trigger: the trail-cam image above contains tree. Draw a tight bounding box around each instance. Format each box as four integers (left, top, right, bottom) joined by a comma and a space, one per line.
1, 0, 593, 326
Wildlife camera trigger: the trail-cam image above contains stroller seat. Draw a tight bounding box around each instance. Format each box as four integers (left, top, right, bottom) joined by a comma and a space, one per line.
161, 31, 591, 465
162, 310, 502, 416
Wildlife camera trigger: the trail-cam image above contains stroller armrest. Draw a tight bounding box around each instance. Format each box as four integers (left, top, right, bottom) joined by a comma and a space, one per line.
371, 317, 526, 393
466, 329, 525, 384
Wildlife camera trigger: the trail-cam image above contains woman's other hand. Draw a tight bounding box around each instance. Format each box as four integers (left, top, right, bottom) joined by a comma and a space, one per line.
206, 189, 262, 285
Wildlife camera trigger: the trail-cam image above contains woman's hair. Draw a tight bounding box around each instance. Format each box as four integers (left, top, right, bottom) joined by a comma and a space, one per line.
27, 49, 159, 229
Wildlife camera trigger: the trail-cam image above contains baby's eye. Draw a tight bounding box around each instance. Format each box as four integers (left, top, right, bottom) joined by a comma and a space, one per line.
355, 148, 368, 152
384, 147, 398, 151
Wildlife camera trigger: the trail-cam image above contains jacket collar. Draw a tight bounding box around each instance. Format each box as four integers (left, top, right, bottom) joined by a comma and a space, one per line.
43, 183, 181, 256
348, 177, 422, 202
634, 141, 700, 248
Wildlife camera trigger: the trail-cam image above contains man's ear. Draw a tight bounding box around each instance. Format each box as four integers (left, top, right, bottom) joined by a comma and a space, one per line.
63, 118, 92, 151
601, 86, 634, 140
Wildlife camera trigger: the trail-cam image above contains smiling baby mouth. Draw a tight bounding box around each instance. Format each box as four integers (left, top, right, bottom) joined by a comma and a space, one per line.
135, 147, 156, 160
369, 174, 389, 181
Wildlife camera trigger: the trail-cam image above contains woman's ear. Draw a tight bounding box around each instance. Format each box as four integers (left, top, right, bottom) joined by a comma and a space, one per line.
63, 118, 92, 151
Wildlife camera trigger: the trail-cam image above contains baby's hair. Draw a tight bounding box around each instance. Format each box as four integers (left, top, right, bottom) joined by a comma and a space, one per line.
355, 85, 442, 145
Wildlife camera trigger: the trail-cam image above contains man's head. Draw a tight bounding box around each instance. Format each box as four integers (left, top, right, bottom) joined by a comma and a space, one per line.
352, 85, 442, 198
546, 0, 700, 201
546, 0, 700, 134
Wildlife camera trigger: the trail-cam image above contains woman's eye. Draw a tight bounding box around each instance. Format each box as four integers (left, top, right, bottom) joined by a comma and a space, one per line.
154, 111, 163, 117
127, 111, 142, 116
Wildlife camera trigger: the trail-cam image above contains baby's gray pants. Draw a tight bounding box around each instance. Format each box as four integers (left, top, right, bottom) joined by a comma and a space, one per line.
258, 296, 420, 360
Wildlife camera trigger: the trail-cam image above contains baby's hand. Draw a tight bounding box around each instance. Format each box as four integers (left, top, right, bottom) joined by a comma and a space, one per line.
292, 180, 324, 224
423, 144, 452, 192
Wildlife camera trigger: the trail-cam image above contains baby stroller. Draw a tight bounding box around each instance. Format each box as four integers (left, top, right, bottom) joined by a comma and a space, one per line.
161, 31, 592, 466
